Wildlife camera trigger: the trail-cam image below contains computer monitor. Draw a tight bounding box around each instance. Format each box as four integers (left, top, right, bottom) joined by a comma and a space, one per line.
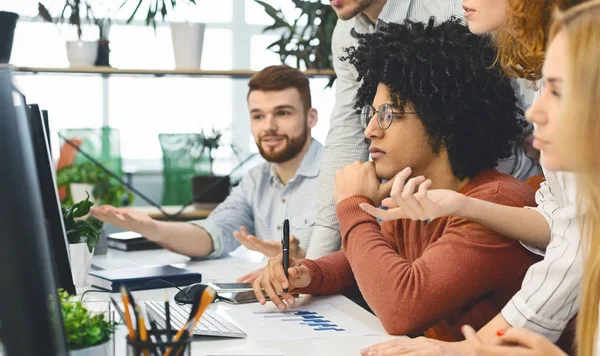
0, 67, 67, 355
41, 109, 52, 156
27, 103, 76, 295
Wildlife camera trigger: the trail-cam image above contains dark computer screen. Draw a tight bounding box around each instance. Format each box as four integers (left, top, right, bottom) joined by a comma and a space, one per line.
0, 67, 67, 355
27, 103, 76, 295
41, 109, 52, 156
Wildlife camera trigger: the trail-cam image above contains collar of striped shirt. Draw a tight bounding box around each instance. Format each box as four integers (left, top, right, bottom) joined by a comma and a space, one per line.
353, 0, 465, 31
268, 138, 323, 186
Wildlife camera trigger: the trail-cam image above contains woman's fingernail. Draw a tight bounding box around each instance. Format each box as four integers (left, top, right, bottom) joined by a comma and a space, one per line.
278, 304, 286, 311
496, 329, 506, 336
287, 298, 295, 305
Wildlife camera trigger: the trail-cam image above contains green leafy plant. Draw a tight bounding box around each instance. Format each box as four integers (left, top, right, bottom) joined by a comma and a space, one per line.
62, 194, 103, 252
119, 0, 197, 29
38, 0, 97, 40
254, 0, 337, 75
58, 289, 116, 350
185, 128, 223, 175
57, 162, 134, 207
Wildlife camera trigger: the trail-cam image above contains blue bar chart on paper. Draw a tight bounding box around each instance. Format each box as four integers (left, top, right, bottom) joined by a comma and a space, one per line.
259, 310, 346, 332
226, 303, 379, 341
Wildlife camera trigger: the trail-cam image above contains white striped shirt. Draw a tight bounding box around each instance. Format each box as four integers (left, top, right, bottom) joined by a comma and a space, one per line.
501, 169, 583, 342
307, 0, 464, 259
500, 81, 584, 342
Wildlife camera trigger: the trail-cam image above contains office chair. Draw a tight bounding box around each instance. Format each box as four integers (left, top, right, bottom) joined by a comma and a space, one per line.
158, 133, 211, 206
57, 127, 124, 201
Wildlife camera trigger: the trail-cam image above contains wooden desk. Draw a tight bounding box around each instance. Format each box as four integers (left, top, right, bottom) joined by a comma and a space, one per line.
133, 204, 215, 220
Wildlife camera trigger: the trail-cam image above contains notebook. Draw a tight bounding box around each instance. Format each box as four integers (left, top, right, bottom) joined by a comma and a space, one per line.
88, 265, 202, 292
107, 231, 162, 251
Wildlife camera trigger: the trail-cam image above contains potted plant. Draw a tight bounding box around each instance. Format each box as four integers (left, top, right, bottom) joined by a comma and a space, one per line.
187, 129, 231, 207
58, 289, 116, 355
0, 11, 19, 64
57, 162, 134, 255
62, 194, 103, 287
38, 1, 111, 67
254, 0, 337, 86
56, 161, 134, 207
119, 0, 204, 69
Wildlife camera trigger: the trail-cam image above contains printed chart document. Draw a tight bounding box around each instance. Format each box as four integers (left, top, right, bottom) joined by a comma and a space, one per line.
224, 300, 379, 341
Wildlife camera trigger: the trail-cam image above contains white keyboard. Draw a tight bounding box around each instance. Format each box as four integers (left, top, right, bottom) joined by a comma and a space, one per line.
145, 301, 246, 338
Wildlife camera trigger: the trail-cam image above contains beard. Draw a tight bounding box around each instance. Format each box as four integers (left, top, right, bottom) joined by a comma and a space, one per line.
256, 125, 309, 163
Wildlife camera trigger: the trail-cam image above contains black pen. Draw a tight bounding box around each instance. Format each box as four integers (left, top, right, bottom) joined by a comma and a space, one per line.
165, 291, 171, 342
146, 312, 163, 356
281, 219, 290, 293
109, 296, 126, 323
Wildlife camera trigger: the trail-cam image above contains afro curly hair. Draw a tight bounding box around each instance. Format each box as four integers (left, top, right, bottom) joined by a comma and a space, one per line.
342, 18, 525, 180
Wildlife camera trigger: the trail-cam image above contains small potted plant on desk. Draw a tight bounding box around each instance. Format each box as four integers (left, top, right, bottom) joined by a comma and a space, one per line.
58, 289, 116, 356
62, 194, 103, 288
57, 161, 134, 254
189, 129, 231, 207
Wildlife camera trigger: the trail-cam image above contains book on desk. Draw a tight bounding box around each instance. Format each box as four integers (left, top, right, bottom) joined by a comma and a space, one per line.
88, 265, 202, 292
107, 231, 162, 251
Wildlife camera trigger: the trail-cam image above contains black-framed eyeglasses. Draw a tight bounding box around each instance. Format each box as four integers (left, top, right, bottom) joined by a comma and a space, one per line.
361, 104, 416, 130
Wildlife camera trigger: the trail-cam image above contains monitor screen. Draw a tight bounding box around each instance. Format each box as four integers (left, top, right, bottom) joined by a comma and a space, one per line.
0, 67, 67, 355
28, 103, 76, 295
41, 109, 52, 156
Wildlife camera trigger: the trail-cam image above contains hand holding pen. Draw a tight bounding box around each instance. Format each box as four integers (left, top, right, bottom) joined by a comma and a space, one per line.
252, 252, 311, 311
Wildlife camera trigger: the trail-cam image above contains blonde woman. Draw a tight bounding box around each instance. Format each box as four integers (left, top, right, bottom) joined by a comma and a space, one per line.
360, 2, 600, 356
463, 3, 600, 355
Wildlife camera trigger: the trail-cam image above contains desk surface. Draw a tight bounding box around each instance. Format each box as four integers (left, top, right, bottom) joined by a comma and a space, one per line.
87, 249, 403, 356
133, 205, 215, 220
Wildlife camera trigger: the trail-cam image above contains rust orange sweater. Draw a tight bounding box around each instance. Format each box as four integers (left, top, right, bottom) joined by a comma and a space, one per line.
299, 170, 539, 340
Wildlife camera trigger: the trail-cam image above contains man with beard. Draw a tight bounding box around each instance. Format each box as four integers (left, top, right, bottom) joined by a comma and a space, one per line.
91, 65, 323, 260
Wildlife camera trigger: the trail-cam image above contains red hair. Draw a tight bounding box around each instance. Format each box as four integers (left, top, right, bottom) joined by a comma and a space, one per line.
494, 0, 585, 82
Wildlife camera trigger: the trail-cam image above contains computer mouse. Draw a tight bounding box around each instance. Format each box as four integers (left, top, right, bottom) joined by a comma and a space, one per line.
174, 283, 208, 305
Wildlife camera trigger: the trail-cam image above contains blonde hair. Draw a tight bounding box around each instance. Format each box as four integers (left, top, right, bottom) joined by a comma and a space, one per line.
551, 1, 600, 355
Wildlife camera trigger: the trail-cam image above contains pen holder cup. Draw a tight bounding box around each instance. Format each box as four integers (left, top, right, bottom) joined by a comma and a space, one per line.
127, 329, 191, 356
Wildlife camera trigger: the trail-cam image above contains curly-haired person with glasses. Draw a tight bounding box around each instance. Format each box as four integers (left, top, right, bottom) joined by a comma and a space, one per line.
251, 18, 540, 341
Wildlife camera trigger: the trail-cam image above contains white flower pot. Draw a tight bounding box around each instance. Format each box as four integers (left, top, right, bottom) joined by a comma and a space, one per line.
70, 183, 95, 205
66, 41, 98, 67
69, 242, 94, 288
70, 340, 111, 356
170, 22, 205, 69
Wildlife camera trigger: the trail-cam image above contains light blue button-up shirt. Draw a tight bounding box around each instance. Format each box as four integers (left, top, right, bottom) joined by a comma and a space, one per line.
190, 139, 324, 259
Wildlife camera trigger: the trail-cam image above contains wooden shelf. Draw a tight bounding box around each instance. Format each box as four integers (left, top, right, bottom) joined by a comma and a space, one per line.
13, 66, 336, 78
